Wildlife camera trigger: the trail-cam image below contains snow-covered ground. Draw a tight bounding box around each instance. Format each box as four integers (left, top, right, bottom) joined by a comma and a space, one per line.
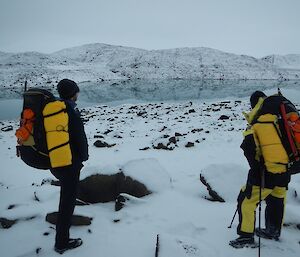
1, 87, 300, 257
1, 43, 300, 94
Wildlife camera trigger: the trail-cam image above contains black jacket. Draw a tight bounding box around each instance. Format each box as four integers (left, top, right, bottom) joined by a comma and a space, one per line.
241, 95, 292, 188
65, 100, 89, 166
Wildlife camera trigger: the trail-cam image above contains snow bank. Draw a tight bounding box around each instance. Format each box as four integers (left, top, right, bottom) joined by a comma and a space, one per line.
122, 158, 172, 193
200, 163, 248, 203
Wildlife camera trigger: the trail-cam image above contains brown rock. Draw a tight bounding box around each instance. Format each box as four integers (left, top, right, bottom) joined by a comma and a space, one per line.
46, 212, 92, 226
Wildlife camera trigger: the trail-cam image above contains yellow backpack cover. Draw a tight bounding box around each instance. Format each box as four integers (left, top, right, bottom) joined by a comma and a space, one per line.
43, 101, 72, 168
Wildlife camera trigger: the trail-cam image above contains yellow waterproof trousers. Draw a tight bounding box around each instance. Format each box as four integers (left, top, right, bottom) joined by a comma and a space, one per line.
237, 185, 286, 236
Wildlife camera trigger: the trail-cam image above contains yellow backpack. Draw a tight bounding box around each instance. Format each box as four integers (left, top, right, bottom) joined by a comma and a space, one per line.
16, 89, 72, 169
43, 100, 72, 168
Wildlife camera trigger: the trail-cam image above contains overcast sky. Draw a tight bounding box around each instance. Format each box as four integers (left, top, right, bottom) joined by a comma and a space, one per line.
0, 0, 299, 57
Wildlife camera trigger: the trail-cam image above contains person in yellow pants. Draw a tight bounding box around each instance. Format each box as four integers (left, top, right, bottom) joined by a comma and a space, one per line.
229, 91, 293, 248
237, 185, 286, 239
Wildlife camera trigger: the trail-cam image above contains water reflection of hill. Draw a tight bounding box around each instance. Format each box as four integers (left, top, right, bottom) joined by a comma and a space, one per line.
1, 79, 300, 120
1, 79, 300, 102
79, 79, 300, 104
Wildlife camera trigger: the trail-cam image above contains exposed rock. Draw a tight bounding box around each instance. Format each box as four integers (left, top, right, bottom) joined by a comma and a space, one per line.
199, 174, 225, 202
33, 191, 40, 202
191, 128, 203, 133
1, 125, 13, 132
137, 111, 147, 117
139, 147, 150, 151
103, 129, 113, 135
185, 142, 195, 148
283, 223, 300, 230
188, 109, 196, 113
153, 143, 174, 151
94, 140, 116, 148
41, 178, 60, 186
0, 218, 17, 229
115, 194, 126, 211
7, 204, 17, 210
94, 134, 105, 139
168, 136, 177, 144
159, 126, 168, 132
0, 216, 37, 229
115, 193, 146, 211
77, 172, 151, 204
219, 115, 230, 120
46, 212, 92, 226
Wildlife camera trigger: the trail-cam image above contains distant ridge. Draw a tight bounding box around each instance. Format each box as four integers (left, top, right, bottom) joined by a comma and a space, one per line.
0, 43, 300, 88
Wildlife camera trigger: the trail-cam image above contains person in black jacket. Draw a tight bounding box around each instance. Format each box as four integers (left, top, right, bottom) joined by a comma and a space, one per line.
50, 79, 89, 254
229, 91, 292, 248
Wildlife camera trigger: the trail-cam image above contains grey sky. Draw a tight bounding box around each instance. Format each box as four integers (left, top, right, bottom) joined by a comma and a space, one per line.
0, 0, 299, 57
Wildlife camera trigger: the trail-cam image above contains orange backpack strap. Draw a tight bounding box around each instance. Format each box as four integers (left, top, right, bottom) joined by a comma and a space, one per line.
280, 103, 299, 161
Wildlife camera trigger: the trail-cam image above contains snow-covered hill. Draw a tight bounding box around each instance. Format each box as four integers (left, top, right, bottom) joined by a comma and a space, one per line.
262, 54, 300, 70
1, 88, 300, 257
0, 43, 300, 90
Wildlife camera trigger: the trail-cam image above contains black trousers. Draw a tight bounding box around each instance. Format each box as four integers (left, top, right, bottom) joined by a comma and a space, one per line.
50, 163, 82, 248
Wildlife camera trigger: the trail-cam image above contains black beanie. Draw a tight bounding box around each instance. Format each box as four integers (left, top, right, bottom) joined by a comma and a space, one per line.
57, 79, 80, 100
250, 91, 266, 108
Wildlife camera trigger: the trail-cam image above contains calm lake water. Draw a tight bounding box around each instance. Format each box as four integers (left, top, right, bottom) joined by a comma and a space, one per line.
1, 79, 299, 120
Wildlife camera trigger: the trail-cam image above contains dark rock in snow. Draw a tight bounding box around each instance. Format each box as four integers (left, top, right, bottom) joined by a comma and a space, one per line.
139, 147, 150, 151
185, 142, 195, 148
0, 215, 37, 229
137, 111, 147, 117
199, 174, 225, 202
41, 178, 60, 186
168, 136, 177, 144
0, 218, 17, 229
159, 126, 168, 132
94, 134, 105, 139
77, 172, 151, 204
46, 212, 92, 226
115, 193, 145, 211
7, 204, 17, 210
1, 125, 13, 132
191, 128, 203, 133
219, 115, 230, 120
153, 143, 174, 151
283, 222, 300, 230
115, 194, 126, 211
94, 140, 116, 148
103, 129, 113, 135
34, 192, 40, 202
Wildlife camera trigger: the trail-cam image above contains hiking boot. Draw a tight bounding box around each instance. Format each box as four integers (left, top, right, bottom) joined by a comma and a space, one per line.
229, 236, 258, 248
255, 227, 280, 241
54, 238, 83, 254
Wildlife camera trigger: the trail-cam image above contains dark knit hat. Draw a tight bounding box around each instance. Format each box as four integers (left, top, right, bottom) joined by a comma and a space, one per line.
57, 79, 79, 100
250, 90, 266, 108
